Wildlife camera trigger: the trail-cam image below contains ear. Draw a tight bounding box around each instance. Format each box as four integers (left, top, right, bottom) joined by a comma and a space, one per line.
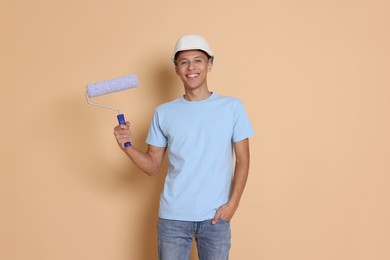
207, 60, 213, 72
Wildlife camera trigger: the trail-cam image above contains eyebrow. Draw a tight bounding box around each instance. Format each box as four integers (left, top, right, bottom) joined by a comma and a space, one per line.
178, 56, 204, 61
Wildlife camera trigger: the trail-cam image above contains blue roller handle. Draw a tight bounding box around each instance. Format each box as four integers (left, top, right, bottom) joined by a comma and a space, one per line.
117, 114, 132, 147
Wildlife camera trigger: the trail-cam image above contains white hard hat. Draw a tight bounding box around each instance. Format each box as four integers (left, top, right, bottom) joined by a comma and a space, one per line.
172, 34, 214, 61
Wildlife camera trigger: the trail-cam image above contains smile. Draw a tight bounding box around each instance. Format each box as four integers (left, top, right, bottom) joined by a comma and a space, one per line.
187, 73, 200, 78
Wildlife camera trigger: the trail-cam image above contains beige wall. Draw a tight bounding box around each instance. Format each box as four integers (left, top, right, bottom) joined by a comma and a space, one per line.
1, 1, 389, 259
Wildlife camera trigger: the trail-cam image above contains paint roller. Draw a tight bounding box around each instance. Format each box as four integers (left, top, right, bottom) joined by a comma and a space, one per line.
85, 74, 138, 147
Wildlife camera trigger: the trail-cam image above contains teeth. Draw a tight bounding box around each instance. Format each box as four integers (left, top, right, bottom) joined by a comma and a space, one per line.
187, 74, 199, 78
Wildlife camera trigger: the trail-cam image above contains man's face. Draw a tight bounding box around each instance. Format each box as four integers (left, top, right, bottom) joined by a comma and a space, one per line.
175, 50, 213, 91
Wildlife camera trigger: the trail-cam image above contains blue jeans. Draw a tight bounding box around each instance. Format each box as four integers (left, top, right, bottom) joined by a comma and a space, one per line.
158, 218, 231, 260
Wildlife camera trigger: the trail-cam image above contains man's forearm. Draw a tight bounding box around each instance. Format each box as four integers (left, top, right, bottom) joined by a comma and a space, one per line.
122, 145, 166, 176
123, 146, 155, 176
228, 139, 251, 208
228, 158, 250, 208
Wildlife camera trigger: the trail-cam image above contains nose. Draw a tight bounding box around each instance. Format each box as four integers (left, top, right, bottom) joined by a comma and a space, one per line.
187, 61, 195, 70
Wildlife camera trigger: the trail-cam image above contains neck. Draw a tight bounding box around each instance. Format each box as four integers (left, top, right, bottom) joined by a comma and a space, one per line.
183, 88, 212, 101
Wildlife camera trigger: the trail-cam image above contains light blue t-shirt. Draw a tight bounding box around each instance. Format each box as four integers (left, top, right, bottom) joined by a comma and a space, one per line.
146, 92, 255, 221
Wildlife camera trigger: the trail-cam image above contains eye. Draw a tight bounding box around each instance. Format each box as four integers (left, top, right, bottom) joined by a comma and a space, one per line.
195, 59, 203, 64
180, 60, 189, 66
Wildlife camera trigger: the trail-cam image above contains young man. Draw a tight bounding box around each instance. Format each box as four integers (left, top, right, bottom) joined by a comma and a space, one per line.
114, 34, 255, 260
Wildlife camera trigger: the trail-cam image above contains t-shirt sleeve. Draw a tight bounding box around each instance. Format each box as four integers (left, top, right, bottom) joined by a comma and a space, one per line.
146, 111, 168, 147
232, 100, 255, 142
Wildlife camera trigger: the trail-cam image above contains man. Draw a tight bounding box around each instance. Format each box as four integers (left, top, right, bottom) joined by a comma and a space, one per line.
114, 34, 255, 260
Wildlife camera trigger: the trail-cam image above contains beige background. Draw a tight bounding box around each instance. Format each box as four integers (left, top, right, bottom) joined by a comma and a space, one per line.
1, 0, 389, 259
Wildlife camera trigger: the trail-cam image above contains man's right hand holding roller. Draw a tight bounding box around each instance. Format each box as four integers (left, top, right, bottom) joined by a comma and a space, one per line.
114, 121, 133, 150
